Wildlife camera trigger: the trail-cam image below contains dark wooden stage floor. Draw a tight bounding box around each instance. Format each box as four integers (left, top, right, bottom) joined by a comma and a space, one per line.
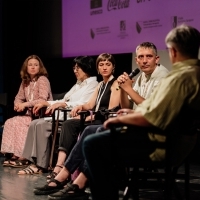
0, 155, 200, 200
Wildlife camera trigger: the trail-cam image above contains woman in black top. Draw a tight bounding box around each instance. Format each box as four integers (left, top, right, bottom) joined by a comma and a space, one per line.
19, 53, 120, 176
32, 53, 120, 198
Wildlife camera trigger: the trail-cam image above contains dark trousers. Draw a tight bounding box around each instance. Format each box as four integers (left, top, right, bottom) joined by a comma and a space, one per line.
65, 124, 102, 175
83, 126, 156, 200
58, 119, 81, 155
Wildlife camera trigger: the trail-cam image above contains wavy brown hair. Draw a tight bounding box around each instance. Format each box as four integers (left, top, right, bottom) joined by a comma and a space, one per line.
20, 55, 48, 85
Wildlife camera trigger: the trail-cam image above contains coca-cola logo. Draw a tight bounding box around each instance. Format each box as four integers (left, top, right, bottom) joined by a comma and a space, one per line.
107, 0, 130, 11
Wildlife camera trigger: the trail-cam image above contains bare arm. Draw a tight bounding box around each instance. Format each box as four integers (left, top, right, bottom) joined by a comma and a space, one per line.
124, 88, 145, 106
118, 72, 144, 107
107, 80, 120, 109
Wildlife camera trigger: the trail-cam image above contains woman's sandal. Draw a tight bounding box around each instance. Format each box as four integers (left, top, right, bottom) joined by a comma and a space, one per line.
18, 164, 43, 175
34, 178, 67, 195
47, 182, 89, 200
46, 165, 63, 180
2, 160, 12, 167
2, 153, 18, 167
9, 160, 30, 168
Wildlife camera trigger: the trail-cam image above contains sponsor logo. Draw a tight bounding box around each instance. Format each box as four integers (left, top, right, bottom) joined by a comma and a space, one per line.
90, 29, 95, 39
90, 9, 103, 15
135, 19, 162, 34
172, 16, 177, 28
120, 20, 126, 31
136, 0, 151, 3
90, 26, 111, 39
107, 0, 130, 11
118, 20, 128, 39
136, 22, 142, 33
90, 0, 103, 15
90, 0, 102, 9
171, 16, 194, 28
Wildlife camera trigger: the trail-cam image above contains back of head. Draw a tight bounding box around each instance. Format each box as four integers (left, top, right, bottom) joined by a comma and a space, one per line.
165, 24, 200, 58
73, 56, 95, 76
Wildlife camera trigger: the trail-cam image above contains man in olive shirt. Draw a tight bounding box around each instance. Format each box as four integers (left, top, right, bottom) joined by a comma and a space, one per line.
83, 24, 200, 200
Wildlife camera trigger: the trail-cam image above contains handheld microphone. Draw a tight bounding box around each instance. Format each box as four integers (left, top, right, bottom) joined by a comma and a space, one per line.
116, 68, 140, 90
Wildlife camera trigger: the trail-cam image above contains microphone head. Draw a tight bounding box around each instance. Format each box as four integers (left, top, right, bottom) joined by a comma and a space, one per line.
129, 68, 140, 79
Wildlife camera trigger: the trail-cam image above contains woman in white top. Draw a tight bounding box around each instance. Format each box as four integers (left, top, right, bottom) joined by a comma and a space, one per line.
11, 56, 98, 170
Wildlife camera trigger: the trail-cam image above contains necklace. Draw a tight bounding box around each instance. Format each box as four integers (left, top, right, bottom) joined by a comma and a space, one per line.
95, 75, 114, 111
28, 81, 36, 101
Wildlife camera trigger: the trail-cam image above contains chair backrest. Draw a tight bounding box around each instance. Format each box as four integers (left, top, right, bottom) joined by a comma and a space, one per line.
49, 108, 72, 169
0, 93, 8, 126
0, 93, 8, 149
0, 93, 7, 106
114, 114, 200, 200
52, 92, 66, 101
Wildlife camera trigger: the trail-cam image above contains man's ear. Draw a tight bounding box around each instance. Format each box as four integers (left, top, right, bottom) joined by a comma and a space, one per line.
135, 57, 138, 65
171, 47, 178, 57
155, 55, 160, 65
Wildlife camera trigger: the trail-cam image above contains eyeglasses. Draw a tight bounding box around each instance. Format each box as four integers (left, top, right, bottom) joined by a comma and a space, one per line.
166, 46, 172, 50
73, 65, 81, 71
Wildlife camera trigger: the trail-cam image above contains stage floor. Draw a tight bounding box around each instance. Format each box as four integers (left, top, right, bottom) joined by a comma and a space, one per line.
0, 156, 200, 200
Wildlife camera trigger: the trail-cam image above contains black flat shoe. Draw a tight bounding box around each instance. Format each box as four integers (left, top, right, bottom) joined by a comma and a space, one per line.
34, 179, 67, 195
48, 183, 89, 200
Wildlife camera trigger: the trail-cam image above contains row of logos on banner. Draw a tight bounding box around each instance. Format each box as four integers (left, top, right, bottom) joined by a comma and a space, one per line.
91, 16, 194, 37
62, 0, 199, 57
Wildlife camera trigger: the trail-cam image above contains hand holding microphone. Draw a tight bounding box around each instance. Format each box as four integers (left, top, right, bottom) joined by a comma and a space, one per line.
116, 68, 140, 90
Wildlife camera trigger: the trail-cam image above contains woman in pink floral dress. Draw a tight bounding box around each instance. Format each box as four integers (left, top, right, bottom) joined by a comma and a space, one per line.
1, 55, 53, 166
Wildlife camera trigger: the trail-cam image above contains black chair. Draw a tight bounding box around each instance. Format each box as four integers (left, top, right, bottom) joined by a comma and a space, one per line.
49, 107, 71, 169
49, 107, 116, 169
38, 92, 69, 169
109, 116, 200, 200
52, 92, 67, 101
0, 93, 8, 150
49, 106, 120, 169
0, 93, 7, 126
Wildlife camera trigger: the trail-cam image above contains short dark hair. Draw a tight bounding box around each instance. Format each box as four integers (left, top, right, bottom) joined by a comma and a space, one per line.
165, 24, 200, 58
73, 56, 95, 76
136, 42, 157, 56
96, 53, 116, 70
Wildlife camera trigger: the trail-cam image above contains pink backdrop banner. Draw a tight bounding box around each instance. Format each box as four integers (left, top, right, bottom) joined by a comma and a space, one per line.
62, 0, 200, 57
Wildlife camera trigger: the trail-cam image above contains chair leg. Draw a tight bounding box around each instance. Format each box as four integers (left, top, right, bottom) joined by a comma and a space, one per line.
172, 172, 183, 200
185, 159, 190, 200
123, 167, 132, 200
123, 167, 139, 200
171, 160, 190, 200
130, 167, 139, 200
123, 186, 131, 200
164, 167, 173, 200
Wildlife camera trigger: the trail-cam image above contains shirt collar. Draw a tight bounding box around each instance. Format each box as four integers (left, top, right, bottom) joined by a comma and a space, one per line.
172, 59, 200, 70
77, 76, 97, 85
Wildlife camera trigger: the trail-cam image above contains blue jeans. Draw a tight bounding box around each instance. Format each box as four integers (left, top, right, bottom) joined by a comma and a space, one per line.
64, 124, 103, 175
83, 126, 155, 200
